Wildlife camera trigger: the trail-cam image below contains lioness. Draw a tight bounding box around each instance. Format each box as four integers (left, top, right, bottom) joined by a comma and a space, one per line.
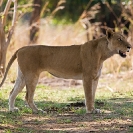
0, 29, 131, 113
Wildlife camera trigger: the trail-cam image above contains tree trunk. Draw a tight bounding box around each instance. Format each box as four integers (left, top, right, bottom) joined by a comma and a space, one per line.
0, 0, 17, 75
0, 21, 8, 75
29, 0, 42, 44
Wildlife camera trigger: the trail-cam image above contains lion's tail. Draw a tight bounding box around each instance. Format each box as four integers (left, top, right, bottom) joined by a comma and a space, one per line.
0, 50, 18, 87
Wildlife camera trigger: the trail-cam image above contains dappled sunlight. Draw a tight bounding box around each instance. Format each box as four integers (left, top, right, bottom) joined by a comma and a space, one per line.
0, 81, 133, 132
0, 0, 133, 132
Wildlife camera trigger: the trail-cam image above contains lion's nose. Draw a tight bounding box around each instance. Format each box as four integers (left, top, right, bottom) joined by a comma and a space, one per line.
127, 46, 131, 52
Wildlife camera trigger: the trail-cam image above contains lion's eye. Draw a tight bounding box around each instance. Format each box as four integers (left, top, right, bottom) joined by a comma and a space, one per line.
118, 38, 122, 41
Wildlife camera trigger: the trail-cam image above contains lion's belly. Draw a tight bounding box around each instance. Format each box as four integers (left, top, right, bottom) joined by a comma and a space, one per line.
48, 70, 82, 80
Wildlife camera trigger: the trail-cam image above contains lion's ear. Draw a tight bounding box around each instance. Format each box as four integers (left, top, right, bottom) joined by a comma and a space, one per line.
106, 28, 114, 40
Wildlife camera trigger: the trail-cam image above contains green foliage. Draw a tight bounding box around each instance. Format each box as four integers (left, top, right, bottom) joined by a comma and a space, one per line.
1, 0, 133, 26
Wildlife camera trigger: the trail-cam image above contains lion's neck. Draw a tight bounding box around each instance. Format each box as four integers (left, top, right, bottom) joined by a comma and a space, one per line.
97, 36, 115, 61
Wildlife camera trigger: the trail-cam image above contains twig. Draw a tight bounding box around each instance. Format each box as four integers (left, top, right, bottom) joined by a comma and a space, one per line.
105, 2, 119, 22
0, 0, 3, 7
78, 0, 92, 21
40, 1, 49, 18
51, 0, 66, 16
2, 0, 12, 26
10, 4, 39, 10
6, 0, 18, 46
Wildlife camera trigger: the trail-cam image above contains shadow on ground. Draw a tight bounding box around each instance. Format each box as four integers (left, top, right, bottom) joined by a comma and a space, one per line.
0, 97, 133, 133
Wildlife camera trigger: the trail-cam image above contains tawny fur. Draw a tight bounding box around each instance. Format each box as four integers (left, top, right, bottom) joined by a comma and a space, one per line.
0, 29, 131, 113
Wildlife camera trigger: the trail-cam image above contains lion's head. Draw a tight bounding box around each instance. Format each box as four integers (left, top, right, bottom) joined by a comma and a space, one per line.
106, 29, 131, 58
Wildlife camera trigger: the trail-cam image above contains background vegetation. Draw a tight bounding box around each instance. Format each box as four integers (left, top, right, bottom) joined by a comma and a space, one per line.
2, 0, 132, 76
0, 0, 132, 96
0, 0, 133, 132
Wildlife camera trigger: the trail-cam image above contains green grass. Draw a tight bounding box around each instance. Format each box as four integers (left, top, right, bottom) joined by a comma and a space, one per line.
0, 78, 133, 132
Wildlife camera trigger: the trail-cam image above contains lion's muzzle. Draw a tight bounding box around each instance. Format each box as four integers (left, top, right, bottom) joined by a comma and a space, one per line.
127, 46, 131, 52
119, 46, 131, 58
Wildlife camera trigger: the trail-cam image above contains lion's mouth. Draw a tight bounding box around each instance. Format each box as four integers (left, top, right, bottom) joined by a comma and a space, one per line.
119, 50, 126, 58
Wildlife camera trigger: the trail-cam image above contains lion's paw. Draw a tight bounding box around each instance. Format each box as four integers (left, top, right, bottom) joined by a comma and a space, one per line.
92, 109, 101, 114
38, 109, 46, 114
9, 107, 19, 112
86, 108, 101, 114
32, 109, 46, 114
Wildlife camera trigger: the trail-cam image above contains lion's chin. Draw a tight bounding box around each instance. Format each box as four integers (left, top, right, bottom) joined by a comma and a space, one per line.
119, 50, 126, 58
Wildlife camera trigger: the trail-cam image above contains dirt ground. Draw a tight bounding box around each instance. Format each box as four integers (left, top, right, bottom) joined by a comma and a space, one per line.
37, 75, 133, 132
19, 113, 131, 133
24, 77, 132, 132
1, 105, 132, 133
0, 74, 133, 133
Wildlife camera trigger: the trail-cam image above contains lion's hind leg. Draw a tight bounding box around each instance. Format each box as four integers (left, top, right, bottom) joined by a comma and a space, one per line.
9, 66, 25, 112
24, 73, 44, 113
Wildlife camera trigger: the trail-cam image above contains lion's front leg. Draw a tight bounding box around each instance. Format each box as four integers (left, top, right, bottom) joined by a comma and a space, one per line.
83, 77, 94, 113
92, 79, 101, 113
83, 77, 100, 113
